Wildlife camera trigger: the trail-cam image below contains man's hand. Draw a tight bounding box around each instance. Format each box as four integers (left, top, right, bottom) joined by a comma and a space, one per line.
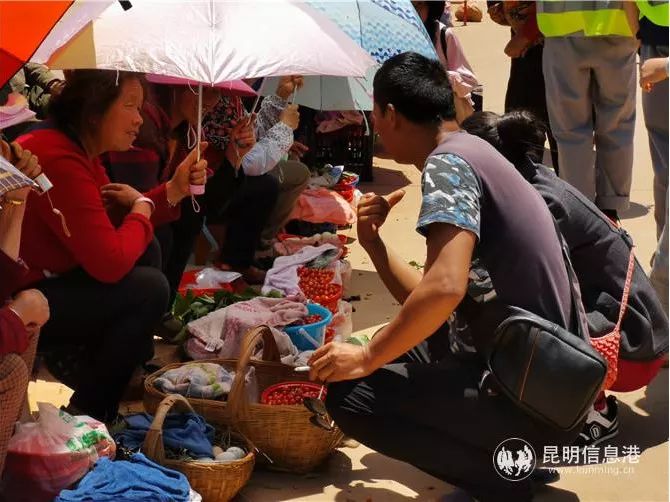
276, 76, 304, 100
356, 189, 405, 245
640, 57, 669, 91
308, 342, 373, 383
9, 289, 50, 329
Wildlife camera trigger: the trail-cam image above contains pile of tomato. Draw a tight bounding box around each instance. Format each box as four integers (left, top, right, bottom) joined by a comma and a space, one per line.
261, 383, 324, 406
289, 314, 324, 327
298, 267, 340, 304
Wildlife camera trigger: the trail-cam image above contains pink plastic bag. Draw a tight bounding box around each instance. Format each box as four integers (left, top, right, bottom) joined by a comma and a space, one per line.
289, 188, 356, 226
3, 403, 115, 502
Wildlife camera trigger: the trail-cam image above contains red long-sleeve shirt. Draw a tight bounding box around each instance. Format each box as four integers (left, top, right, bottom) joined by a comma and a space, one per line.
16, 127, 180, 286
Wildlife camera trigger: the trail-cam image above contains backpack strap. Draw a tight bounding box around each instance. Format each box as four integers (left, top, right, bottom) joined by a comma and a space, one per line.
615, 248, 636, 332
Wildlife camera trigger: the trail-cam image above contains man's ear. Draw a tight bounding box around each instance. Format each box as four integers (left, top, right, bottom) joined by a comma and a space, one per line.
387, 103, 398, 129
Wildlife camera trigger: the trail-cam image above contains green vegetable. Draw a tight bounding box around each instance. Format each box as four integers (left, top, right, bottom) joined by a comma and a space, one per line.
345, 335, 370, 346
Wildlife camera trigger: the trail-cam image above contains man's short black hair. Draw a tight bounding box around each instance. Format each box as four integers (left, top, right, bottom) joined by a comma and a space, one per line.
373, 51, 456, 125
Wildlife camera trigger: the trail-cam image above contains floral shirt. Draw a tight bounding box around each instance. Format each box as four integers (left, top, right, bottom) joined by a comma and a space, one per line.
202, 94, 293, 177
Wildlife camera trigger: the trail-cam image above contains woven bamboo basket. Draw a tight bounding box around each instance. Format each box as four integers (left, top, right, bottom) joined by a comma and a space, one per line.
143, 394, 254, 502
144, 326, 343, 473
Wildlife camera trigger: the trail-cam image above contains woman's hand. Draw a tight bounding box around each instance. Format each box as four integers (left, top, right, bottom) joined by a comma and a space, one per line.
276, 76, 304, 100
288, 141, 309, 160
100, 183, 143, 210
167, 141, 209, 202
225, 119, 257, 167
280, 104, 300, 130
9, 289, 50, 330
504, 35, 529, 58
308, 342, 374, 383
1, 141, 43, 202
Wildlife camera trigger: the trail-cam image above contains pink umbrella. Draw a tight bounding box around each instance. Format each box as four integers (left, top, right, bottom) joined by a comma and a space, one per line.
145, 74, 256, 98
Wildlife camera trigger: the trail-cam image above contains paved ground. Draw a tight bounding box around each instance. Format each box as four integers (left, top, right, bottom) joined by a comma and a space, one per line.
29, 16, 667, 502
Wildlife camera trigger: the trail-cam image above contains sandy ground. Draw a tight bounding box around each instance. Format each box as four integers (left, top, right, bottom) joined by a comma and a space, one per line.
28, 15, 667, 502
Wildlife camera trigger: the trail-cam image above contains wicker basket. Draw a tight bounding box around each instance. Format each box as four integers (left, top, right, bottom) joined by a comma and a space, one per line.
144, 326, 343, 473
143, 394, 254, 502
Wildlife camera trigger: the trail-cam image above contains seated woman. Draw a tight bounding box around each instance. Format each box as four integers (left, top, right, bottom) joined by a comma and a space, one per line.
14, 70, 207, 422
202, 75, 311, 246
0, 137, 49, 475
104, 81, 276, 298
461, 110, 669, 445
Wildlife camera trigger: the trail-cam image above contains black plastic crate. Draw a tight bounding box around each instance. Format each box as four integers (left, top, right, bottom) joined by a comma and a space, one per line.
297, 109, 374, 182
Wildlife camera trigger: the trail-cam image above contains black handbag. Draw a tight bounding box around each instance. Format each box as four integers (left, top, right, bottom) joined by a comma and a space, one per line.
461, 225, 607, 431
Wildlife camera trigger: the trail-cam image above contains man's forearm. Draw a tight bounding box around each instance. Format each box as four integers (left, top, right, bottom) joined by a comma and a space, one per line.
362, 236, 422, 304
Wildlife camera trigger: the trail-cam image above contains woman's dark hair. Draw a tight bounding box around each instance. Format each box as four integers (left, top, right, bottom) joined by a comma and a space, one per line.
50, 69, 145, 137
460, 111, 502, 150
419, 1, 446, 44
497, 110, 547, 164
374, 51, 455, 125
461, 110, 547, 165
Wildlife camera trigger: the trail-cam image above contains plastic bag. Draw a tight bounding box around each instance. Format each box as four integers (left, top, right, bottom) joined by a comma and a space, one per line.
330, 301, 353, 342
187, 268, 241, 289
3, 403, 115, 502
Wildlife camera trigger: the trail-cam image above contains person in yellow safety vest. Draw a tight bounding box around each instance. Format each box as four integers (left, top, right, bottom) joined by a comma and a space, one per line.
537, 1, 637, 226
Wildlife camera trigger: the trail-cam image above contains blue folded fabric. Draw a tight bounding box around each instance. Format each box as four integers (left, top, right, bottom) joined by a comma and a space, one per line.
55, 453, 190, 502
115, 412, 215, 459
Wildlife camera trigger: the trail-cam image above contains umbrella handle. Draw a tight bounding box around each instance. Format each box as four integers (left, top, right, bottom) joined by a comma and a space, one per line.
189, 83, 205, 199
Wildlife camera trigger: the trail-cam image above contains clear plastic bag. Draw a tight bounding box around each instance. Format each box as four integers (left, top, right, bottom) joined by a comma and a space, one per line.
3, 403, 115, 502
330, 301, 353, 342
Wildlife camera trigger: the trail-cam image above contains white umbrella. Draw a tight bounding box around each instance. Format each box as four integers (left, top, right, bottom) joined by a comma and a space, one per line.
261, 65, 376, 112
32, 0, 375, 83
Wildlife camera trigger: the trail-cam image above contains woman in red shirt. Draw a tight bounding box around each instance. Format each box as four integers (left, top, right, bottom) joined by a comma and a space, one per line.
16, 70, 207, 422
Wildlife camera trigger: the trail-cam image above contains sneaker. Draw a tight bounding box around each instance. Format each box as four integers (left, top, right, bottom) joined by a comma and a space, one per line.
574, 395, 619, 447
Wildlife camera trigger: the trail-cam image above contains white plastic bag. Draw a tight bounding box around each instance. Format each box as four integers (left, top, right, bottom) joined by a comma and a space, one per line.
188, 268, 241, 289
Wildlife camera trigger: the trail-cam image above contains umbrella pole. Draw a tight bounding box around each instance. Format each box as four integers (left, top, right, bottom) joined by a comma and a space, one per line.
197, 83, 203, 161
189, 84, 205, 207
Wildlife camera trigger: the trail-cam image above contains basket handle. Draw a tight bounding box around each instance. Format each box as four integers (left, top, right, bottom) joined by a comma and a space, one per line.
226, 325, 280, 422
143, 394, 196, 464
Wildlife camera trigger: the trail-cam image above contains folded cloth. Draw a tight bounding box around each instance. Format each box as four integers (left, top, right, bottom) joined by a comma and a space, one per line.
262, 244, 339, 297
114, 412, 215, 459
288, 187, 356, 225
55, 453, 191, 502
186, 297, 308, 359
274, 232, 343, 256
153, 363, 234, 399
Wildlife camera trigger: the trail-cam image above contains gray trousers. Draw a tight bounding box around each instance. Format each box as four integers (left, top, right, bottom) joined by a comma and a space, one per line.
641, 44, 669, 237
262, 160, 310, 241
642, 44, 670, 315
543, 36, 637, 211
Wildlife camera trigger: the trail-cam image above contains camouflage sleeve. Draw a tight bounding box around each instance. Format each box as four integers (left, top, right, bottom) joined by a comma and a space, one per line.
416, 153, 481, 238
